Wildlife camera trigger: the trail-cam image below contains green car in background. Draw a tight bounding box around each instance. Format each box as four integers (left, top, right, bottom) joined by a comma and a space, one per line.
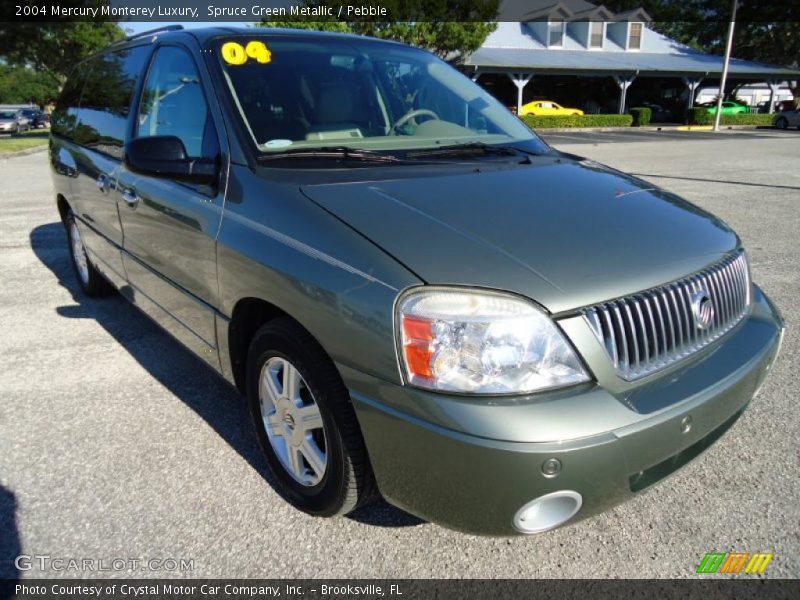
703, 101, 749, 115
50, 27, 784, 536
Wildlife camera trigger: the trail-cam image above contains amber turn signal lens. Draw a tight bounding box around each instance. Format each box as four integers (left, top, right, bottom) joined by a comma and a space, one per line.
401, 316, 434, 379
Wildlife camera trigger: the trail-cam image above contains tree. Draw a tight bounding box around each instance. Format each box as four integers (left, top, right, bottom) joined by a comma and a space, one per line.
351, 22, 498, 60
262, 0, 498, 61
606, 1, 800, 68
0, 20, 123, 86
606, 1, 800, 104
262, 21, 351, 34
0, 64, 60, 106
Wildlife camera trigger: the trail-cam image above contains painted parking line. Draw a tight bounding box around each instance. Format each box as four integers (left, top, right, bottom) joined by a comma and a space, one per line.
580, 131, 638, 143
542, 128, 794, 145
603, 131, 686, 142
542, 131, 642, 144
632, 131, 719, 141
554, 130, 712, 143
540, 133, 605, 143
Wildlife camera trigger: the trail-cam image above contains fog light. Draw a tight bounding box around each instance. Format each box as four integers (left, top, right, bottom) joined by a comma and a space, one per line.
513, 491, 583, 534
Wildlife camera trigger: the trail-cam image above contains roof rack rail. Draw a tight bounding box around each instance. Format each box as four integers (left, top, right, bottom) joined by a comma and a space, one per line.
125, 24, 184, 41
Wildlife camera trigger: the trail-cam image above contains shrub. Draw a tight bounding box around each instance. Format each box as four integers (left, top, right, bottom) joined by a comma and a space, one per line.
628, 106, 652, 127
521, 114, 633, 129
687, 108, 774, 126
688, 107, 713, 125
719, 113, 775, 126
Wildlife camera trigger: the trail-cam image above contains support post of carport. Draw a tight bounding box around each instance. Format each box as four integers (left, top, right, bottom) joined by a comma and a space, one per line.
508, 73, 533, 115
613, 75, 635, 114
471, 70, 482, 82
683, 77, 704, 114
767, 79, 782, 114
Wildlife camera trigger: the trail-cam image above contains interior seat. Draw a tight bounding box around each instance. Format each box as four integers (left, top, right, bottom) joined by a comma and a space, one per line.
306, 82, 364, 135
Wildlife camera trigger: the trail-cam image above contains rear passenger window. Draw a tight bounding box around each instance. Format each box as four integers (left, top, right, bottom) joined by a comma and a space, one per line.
51, 67, 88, 139
73, 46, 150, 159
136, 46, 217, 159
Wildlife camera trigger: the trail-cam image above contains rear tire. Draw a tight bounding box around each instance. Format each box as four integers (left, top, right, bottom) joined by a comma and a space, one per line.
246, 317, 376, 517
65, 211, 113, 297
775, 117, 788, 129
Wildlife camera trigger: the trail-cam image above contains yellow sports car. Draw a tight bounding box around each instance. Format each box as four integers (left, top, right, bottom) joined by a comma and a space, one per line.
520, 100, 584, 116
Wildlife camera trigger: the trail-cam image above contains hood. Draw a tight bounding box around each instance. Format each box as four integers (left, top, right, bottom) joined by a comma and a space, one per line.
300, 157, 738, 314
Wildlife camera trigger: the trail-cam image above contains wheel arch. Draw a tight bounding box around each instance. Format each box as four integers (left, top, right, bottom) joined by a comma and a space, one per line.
56, 193, 70, 225
226, 296, 348, 396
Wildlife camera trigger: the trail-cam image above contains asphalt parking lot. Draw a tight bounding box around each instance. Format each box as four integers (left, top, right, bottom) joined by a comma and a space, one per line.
0, 129, 798, 579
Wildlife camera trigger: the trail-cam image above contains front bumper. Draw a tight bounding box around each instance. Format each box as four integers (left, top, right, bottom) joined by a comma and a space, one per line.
342, 285, 784, 535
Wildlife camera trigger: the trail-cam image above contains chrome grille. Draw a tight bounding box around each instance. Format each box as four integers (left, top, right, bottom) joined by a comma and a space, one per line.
583, 252, 751, 380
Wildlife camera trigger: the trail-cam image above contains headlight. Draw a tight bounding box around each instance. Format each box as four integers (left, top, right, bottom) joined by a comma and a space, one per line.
396, 287, 590, 394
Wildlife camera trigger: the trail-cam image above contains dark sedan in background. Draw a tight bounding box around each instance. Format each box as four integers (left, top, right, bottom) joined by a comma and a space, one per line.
21, 108, 50, 129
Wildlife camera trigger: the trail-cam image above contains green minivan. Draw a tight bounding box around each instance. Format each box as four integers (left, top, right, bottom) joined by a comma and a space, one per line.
50, 26, 784, 535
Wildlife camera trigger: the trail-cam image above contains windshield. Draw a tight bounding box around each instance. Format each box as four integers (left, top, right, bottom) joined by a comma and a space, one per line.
0, 111, 17, 119
214, 34, 545, 155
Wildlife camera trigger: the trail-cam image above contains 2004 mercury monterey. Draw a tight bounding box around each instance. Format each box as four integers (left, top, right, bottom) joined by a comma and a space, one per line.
49, 26, 784, 535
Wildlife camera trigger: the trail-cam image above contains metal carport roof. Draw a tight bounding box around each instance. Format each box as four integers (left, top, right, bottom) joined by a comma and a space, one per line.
465, 19, 800, 80
464, 48, 800, 79
465, 47, 800, 79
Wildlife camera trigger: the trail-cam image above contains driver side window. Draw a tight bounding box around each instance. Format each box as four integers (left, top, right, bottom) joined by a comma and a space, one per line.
136, 46, 218, 160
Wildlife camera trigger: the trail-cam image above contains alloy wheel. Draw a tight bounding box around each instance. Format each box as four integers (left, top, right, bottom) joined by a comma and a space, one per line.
69, 221, 90, 285
258, 356, 328, 486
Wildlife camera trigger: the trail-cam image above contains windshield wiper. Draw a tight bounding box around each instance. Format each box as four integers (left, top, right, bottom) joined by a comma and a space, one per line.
258, 146, 403, 163
405, 142, 542, 160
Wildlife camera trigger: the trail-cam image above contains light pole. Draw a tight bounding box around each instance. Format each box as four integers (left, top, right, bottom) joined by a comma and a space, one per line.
713, 0, 738, 132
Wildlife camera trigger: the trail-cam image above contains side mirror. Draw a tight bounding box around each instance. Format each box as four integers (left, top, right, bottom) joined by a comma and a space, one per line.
125, 135, 217, 185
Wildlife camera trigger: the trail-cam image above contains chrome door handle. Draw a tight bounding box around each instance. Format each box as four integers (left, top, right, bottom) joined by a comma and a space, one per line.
121, 188, 139, 208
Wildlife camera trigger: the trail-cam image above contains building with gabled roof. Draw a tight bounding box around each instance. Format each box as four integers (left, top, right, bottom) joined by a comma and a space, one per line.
466, 0, 800, 118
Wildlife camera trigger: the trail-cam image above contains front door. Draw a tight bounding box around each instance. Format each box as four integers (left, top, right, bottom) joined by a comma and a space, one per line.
116, 44, 226, 362
68, 47, 150, 283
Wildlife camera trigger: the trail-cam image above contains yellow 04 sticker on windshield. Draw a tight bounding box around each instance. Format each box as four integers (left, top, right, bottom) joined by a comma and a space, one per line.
221, 41, 272, 65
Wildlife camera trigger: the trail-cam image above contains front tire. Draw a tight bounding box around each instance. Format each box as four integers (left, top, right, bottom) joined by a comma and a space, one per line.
247, 318, 375, 517
775, 117, 788, 129
65, 211, 113, 297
